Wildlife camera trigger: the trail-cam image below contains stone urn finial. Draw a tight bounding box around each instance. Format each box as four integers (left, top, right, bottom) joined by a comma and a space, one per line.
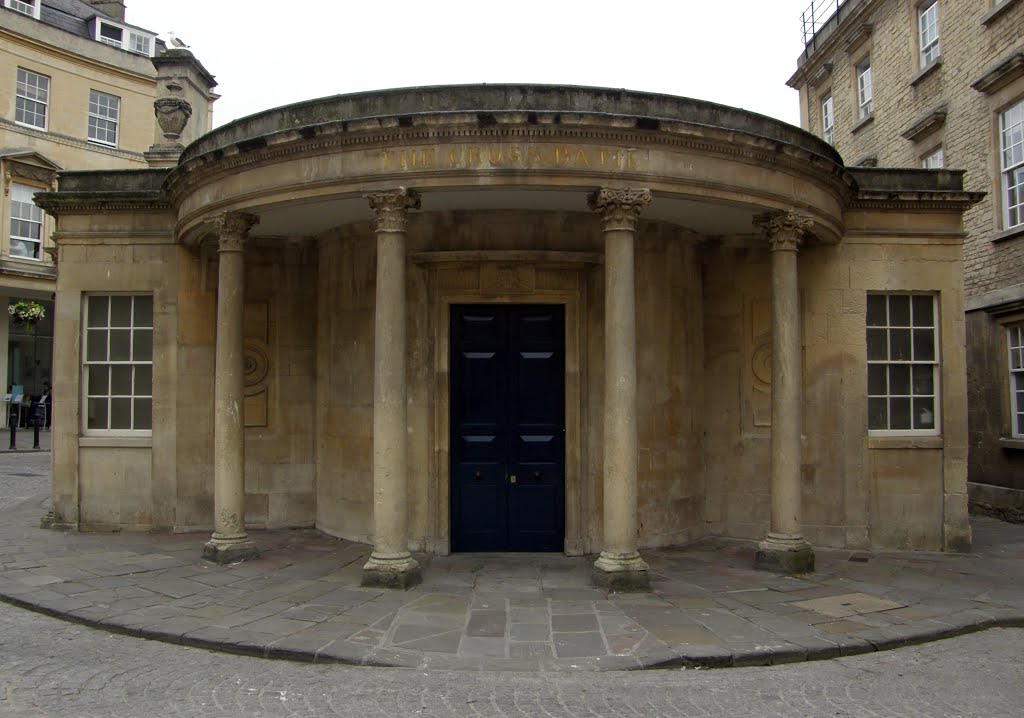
154, 96, 193, 142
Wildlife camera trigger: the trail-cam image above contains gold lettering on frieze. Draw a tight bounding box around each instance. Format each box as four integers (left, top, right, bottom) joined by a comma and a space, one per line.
377, 144, 649, 173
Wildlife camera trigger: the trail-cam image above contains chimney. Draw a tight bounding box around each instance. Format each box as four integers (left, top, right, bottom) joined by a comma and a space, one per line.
85, 1, 126, 22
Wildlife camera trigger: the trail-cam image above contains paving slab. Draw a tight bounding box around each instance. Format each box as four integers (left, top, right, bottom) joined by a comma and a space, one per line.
1, 488, 1024, 671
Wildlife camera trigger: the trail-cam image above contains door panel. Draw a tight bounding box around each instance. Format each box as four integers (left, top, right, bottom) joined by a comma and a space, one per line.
451, 305, 565, 552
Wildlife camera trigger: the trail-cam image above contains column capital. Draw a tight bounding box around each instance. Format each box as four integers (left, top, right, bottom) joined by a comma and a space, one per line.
588, 187, 652, 231
753, 210, 812, 252
365, 187, 421, 233
213, 212, 259, 253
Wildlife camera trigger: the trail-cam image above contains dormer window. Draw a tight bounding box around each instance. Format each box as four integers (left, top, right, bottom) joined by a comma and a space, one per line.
94, 19, 156, 57
98, 22, 123, 47
4, 0, 41, 19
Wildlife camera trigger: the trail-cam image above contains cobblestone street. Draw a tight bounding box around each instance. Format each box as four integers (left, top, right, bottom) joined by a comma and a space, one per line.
1, 451, 1023, 716
1, 603, 1022, 717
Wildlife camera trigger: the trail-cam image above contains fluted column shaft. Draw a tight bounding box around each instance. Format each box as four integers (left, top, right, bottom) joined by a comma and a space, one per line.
203, 212, 259, 564
362, 187, 423, 589
589, 188, 652, 591
753, 210, 815, 574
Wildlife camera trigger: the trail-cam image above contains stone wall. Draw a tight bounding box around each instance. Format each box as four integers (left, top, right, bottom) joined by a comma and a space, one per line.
313, 211, 706, 554
174, 242, 318, 532
50, 210, 179, 531
798, 0, 1024, 296
966, 309, 1024, 517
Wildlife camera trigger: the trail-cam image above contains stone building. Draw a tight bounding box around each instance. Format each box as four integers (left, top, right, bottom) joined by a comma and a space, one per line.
1, 0, 216, 402
787, 0, 1024, 522
36, 85, 981, 588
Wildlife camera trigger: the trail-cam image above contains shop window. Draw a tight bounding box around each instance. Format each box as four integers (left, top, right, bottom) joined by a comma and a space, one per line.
15, 67, 48, 130
88, 90, 119, 146
83, 295, 153, 432
1000, 98, 1024, 229
867, 294, 940, 434
1010, 324, 1024, 438
857, 60, 873, 120
8, 183, 43, 260
919, 1, 940, 67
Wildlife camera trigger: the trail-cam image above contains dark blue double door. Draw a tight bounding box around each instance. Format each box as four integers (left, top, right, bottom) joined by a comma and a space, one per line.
450, 305, 565, 552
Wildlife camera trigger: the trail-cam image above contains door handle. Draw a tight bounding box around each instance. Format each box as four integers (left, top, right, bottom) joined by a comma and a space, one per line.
474, 471, 482, 480
509, 474, 517, 484
533, 471, 542, 480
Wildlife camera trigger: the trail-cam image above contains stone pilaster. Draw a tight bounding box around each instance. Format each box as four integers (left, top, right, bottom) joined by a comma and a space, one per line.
752, 210, 815, 574
203, 212, 260, 564
589, 187, 652, 592
362, 187, 423, 589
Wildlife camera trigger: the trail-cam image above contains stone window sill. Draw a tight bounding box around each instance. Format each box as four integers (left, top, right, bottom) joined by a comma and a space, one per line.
982, 0, 1021, 26
868, 435, 944, 449
993, 225, 1024, 244
909, 58, 942, 87
79, 435, 153, 448
999, 437, 1024, 450
851, 113, 875, 135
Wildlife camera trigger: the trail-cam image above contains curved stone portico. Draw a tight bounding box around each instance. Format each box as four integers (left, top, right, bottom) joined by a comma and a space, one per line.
37, 85, 982, 587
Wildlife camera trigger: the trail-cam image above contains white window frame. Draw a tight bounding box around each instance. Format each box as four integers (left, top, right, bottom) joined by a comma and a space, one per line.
1000, 98, 1024, 229
1009, 323, 1024, 438
128, 31, 153, 56
87, 89, 120, 147
821, 93, 834, 145
919, 1, 940, 67
8, 182, 44, 261
15, 67, 49, 130
867, 293, 941, 436
82, 295, 154, 436
857, 60, 873, 120
94, 20, 156, 57
96, 20, 124, 48
921, 146, 944, 169
4, 0, 40, 19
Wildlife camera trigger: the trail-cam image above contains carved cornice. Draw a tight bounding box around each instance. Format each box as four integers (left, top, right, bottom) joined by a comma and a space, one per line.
4, 161, 57, 188
32, 191, 171, 215
587, 188, 652, 231
971, 50, 1024, 95
901, 106, 947, 143
365, 187, 421, 233
0, 117, 147, 163
212, 212, 259, 253
753, 210, 812, 251
162, 119, 853, 209
849, 191, 986, 212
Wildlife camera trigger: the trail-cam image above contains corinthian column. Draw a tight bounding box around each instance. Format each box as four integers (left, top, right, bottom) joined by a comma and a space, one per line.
589, 187, 652, 592
362, 187, 422, 589
203, 211, 260, 564
753, 210, 815, 574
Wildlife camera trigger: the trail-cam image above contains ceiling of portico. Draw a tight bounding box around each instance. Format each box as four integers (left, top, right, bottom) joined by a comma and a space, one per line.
243, 188, 762, 240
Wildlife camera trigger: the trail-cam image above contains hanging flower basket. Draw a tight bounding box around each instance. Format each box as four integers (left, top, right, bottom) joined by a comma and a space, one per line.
9, 300, 45, 330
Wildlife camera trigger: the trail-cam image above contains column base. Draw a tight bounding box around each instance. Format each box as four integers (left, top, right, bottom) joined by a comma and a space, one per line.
203, 534, 259, 565
592, 551, 650, 592
361, 552, 422, 590
40, 511, 76, 531
754, 534, 815, 574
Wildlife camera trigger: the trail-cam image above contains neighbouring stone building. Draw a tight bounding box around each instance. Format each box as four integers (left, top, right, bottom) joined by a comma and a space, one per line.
36, 84, 982, 588
787, 0, 1024, 522
1, 0, 216, 404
